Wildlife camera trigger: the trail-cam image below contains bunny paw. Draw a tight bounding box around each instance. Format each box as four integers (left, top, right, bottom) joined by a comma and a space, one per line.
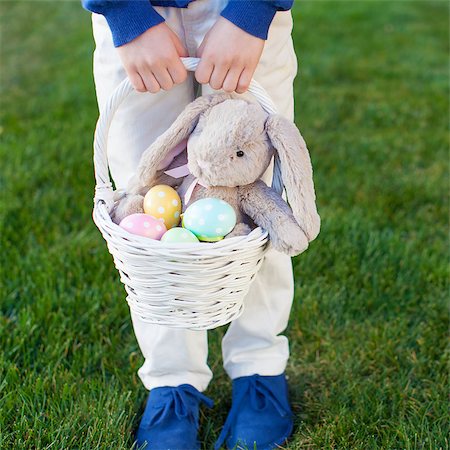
111, 194, 144, 224
270, 220, 309, 256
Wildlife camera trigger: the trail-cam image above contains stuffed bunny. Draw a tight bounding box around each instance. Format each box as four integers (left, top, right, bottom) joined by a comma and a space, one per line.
112, 93, 320, 256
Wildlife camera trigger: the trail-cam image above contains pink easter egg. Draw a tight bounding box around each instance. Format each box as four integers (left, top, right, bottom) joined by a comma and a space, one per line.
119, 213, 167, 240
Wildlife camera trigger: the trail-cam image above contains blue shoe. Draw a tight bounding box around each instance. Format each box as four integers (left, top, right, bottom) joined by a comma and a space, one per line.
215, 374, 293, 450
135, 384, 214, 449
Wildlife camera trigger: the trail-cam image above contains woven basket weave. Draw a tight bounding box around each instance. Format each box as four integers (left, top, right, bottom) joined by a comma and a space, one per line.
92, 58, 284, 330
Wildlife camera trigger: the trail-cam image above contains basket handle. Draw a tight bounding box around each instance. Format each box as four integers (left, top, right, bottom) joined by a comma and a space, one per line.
93, 57, 283, 211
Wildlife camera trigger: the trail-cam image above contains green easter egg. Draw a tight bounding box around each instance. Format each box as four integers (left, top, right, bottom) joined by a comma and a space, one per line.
161, 227, 200, 243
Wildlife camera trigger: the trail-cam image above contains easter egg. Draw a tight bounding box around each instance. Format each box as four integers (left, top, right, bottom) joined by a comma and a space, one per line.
182, 198, 237, 242
119, 213, 167, 240
143, 185, 182, 229
161, 227, 200, 243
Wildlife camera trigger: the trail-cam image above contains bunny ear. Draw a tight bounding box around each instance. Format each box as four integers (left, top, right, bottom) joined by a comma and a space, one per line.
265, 114, 320, 242
127, 93, 232, 195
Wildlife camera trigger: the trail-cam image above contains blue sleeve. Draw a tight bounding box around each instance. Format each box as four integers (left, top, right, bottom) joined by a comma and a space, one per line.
81, 0, 165, 47
220, 0, 294, 40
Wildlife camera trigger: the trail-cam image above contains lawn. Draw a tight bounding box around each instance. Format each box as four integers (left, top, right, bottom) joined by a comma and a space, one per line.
1, 1, 448, 449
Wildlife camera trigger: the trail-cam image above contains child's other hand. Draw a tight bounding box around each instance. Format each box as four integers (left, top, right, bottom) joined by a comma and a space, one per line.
117, 23, 188, 93
195, 17, 265, 94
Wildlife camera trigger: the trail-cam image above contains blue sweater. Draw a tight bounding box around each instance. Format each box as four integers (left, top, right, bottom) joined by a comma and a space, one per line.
82, 0, 294, 47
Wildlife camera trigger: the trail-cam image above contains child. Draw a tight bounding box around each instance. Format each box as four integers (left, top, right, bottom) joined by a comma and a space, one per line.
82, 1, 298, 448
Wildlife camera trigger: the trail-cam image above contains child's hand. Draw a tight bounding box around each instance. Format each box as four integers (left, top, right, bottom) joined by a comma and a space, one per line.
195, 17, 265, 94
117, 23, 188, 93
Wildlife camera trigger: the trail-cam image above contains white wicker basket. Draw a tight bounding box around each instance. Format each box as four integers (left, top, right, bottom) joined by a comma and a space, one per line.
92, 58, 284, 330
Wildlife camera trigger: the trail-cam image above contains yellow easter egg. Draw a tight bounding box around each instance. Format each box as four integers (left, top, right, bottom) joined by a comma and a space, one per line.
143, 185, 182, 229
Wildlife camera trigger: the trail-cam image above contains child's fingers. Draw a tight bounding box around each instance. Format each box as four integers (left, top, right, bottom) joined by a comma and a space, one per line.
222, 67, 243, 93
195, 58, 214, 85
141, 71, 160, 93
128, 72, 147, 92
129, 71, 147, 93
236, 68, 253, 94
168, 60, 188, 85
209, 63, 228, 90
152, 66, 174, 91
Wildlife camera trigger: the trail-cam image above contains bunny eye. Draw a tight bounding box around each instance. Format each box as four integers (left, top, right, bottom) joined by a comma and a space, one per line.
236, 150, 244, 157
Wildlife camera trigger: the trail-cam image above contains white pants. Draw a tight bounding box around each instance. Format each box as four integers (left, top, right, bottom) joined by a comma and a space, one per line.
92, 0, 297, 392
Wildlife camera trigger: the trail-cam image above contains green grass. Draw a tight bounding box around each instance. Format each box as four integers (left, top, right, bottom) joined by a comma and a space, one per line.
1, 1, 448, 448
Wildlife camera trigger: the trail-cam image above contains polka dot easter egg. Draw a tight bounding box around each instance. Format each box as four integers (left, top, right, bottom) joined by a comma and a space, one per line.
119, 213, 167, 240
161, 227, 200, 243
182, 198, 237, 242
143, 185, 182, 229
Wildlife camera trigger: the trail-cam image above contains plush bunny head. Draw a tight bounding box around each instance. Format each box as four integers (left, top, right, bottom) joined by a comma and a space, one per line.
187, 99, 273, 187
